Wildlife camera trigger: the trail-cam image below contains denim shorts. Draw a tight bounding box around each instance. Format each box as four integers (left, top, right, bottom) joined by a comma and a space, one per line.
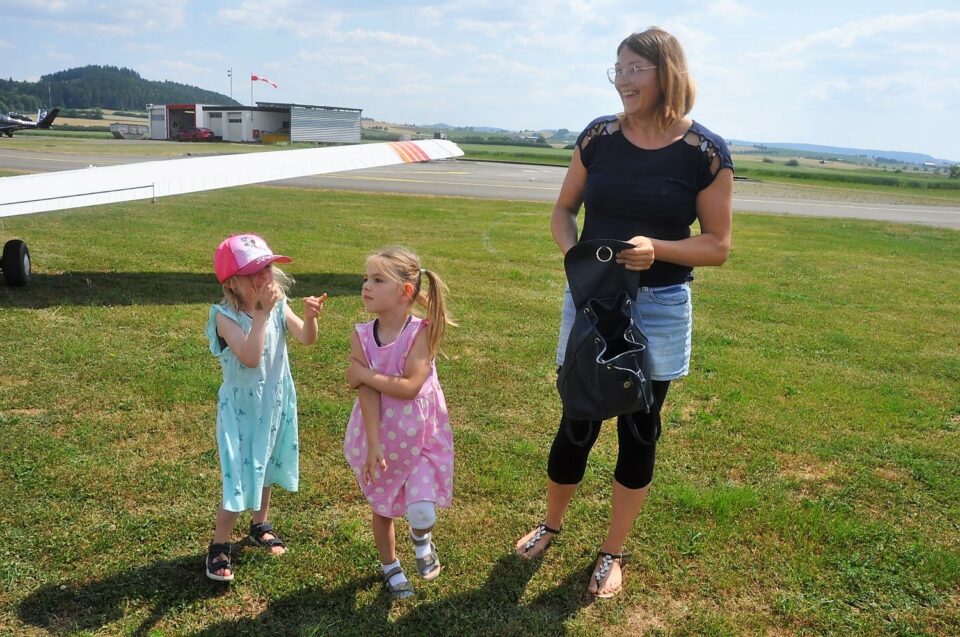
556, 282, 692, 381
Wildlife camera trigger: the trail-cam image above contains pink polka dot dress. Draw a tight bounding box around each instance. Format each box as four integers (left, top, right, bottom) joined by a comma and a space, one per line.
344, 316, 454, 518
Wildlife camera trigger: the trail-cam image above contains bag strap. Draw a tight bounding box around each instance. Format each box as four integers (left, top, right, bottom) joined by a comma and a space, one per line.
564, 239, 641, 309
621, 412, 661, 446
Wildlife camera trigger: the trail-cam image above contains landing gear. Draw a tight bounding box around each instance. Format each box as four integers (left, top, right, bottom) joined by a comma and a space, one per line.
1, 239, 30, 287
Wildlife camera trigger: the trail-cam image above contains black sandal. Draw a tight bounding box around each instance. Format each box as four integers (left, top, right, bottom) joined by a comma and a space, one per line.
517, 521, 561, 558
205, 542, 234, 582
248, 521, 286, 552
590, 550, 630, 598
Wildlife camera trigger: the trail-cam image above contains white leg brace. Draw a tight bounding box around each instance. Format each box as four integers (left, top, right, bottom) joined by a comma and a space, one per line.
406, 500, 436, 531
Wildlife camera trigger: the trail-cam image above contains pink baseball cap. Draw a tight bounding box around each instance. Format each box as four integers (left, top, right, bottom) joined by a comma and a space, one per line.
214, 233, 291, 283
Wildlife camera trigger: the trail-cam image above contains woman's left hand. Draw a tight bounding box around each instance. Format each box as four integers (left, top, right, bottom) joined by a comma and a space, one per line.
616, 236, 655, 271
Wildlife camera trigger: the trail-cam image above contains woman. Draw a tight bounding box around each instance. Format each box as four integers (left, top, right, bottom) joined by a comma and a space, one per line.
515, 26, 733, 598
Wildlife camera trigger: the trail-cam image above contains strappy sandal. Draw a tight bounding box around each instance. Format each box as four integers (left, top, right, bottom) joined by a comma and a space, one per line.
248, 521, 286, 553
517, 521, 561, 558
410, 532, 441, 580
382, 565, 415, 600
590, 550, 631, 598
205, 542, 234, 582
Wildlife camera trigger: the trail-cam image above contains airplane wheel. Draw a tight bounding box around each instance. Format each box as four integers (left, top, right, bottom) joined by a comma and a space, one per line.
2, 239, 30, 287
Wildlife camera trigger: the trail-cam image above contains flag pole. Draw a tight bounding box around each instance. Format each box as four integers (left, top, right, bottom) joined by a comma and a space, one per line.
250, 72, 253, 106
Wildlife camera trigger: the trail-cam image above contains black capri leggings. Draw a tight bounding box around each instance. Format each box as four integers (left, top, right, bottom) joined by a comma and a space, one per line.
547, 380, 671, 489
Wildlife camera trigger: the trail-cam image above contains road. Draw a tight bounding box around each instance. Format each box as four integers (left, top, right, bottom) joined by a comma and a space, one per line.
1, 146, 958, 229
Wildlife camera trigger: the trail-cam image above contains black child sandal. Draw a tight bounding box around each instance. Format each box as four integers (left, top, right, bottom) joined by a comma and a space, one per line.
248, 521, 286, 553
205, 542, 234, 582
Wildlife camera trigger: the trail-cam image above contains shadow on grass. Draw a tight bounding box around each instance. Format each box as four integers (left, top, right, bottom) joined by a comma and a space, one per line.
192, 554, 595, 637
17, 552, 231, 636
0, 272, 361, 308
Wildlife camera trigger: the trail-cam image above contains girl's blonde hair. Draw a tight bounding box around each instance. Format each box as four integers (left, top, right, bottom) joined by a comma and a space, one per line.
618, 27, 696, 132
366, 246, 455, 357
220, 265, 294, 312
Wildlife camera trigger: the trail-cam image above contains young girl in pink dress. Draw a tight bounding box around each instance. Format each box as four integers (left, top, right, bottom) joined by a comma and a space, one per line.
344, 246, 455, 600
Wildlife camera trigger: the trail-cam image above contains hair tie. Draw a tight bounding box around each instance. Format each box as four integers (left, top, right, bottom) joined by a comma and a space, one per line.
419, 268, 426, 274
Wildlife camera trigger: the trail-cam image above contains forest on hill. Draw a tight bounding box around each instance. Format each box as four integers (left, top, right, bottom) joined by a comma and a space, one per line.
0, 65, 238, 114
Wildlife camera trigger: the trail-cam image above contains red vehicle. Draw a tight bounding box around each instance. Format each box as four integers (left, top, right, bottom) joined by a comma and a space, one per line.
176, 127, 214, 142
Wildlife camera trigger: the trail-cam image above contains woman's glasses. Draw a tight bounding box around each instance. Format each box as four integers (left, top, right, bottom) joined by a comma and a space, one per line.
607, 64, 657, 84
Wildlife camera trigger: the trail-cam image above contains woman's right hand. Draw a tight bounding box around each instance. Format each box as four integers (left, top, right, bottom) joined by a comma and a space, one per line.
362, 446, 387, 485
617, 236, 656, 271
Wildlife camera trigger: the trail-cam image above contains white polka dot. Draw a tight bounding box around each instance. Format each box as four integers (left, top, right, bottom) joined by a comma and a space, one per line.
410, 486, 419, 495
400, 442, 408, 449
386, 408, 394, 418
351, 448, 360, 456
380, 443, 386, 451
440, 465, 448, 473
417, 414, 425, 421
387, 431, 397, 440
422, 476, 430, 483
394, 469, 402, 475
386, 479, 393, 484
389, 453, 399, 461
403, 405, 413, 415
407, 428, 417, 437
375, 487, 384, 494
411, 447, 420, 456
403, 460, 410, 466
443, 423, 451, 431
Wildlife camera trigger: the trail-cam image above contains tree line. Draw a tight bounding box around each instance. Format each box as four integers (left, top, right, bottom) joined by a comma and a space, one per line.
0, 65, 239, 114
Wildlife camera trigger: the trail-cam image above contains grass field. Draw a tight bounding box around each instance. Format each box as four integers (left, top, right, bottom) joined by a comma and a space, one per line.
1, 180, 959, 635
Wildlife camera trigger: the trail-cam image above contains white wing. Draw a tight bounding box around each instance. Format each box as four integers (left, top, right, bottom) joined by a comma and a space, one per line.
0, 139, 463, 218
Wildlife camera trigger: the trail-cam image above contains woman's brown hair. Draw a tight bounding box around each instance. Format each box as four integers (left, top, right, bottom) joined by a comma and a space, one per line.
618, 27, 696, 131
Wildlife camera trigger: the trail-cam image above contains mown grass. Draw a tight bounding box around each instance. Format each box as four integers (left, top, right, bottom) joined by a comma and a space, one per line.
1, 187, 959, 636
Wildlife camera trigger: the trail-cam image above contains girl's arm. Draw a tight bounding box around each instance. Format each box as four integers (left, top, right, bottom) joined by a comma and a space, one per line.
550, 147, 586, 256
347, 329, 432, 401
348, 331, 386, 484
617, 168, 734, 270
215, 283, 282, 367
359, 384, 385, 484
284, 293, 327, 345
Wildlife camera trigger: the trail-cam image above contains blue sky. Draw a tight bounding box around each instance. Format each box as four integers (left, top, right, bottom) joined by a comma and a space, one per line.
2, 1, 959, 160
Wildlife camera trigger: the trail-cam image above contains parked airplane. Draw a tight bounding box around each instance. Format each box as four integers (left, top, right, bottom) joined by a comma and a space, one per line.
0, 139, 463, 286
0, 108, 60, 137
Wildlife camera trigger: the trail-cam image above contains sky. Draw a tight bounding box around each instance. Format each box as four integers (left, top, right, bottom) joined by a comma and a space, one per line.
2, 1, 959, 161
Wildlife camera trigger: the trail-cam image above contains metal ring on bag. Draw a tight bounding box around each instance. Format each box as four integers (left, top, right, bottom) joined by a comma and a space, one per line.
596, 245, 614, 262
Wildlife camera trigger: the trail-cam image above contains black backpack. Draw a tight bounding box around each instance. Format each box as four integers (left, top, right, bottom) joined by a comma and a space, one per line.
556, 239, 656, 445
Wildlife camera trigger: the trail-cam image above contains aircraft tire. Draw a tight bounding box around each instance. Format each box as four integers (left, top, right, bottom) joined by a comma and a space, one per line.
2, 239, 30, 287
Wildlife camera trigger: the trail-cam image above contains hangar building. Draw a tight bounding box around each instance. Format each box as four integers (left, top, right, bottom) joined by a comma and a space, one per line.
147, 102, 362, 143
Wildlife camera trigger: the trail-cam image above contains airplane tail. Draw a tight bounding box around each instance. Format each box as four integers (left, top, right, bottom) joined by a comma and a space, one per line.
37, 108, 59, 129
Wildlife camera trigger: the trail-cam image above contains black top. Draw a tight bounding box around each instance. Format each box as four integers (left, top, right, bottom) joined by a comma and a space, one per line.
577, 116, 733, 286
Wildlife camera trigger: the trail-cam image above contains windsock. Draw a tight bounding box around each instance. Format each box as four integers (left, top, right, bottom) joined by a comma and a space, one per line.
251, 74, 277, 88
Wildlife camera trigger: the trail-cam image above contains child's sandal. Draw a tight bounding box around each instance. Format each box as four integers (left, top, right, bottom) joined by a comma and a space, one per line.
382, 565, 415, 600
410, 532, 441, 580
205, 542, 234, 582
590, 550, 631, 599
248, 521, 286, 553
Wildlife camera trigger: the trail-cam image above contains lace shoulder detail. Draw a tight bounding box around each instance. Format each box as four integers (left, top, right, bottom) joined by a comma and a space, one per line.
578, 116, 621, 152
682, 129, 723, 177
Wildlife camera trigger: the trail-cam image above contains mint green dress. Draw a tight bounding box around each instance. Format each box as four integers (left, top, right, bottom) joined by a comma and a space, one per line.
206, 299, 299, 513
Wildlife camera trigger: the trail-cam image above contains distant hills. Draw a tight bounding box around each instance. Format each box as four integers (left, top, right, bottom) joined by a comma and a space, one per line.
730, 139, 952, 166
0, 65, 239, 114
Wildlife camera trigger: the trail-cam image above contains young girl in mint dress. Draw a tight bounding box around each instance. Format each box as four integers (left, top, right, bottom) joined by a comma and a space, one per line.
344, 245, 456, 600
204, 233, 327, 582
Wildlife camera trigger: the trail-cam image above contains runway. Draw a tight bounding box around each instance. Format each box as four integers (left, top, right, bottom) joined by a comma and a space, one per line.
1, 147, 957, 229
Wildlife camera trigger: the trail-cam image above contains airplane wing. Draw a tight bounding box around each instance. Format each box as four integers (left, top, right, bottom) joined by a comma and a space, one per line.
0, 139, 463, 286
0, 139, 463, 218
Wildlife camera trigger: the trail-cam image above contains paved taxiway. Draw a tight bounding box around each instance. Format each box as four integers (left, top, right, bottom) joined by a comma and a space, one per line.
1, 147, 957, 229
